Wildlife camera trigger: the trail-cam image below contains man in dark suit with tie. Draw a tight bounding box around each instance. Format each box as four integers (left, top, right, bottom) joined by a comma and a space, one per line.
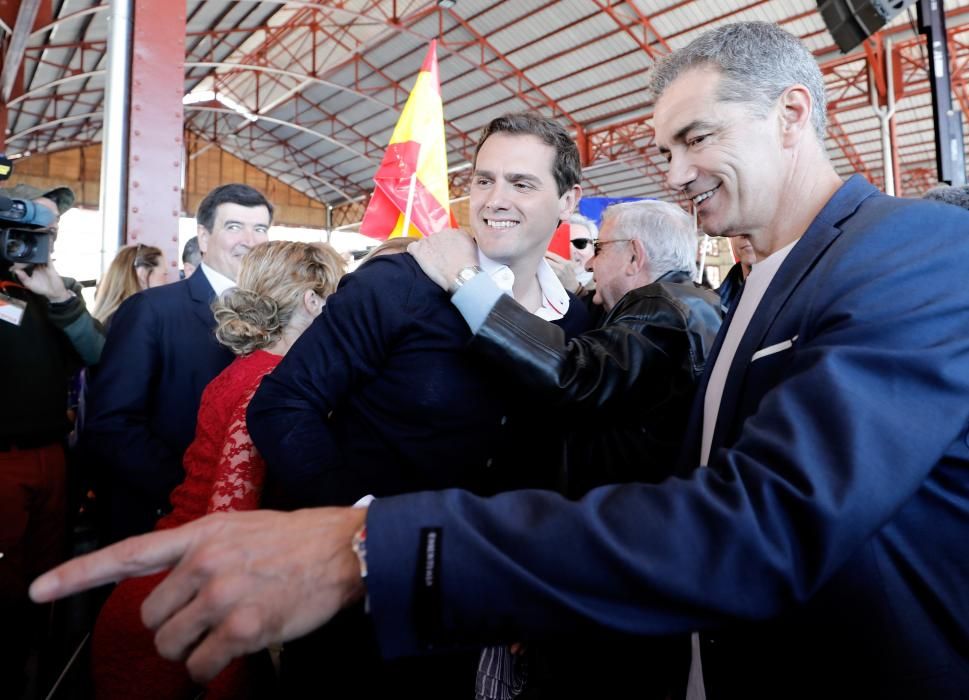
32, 22, 969, 699
85, 183, 272, 541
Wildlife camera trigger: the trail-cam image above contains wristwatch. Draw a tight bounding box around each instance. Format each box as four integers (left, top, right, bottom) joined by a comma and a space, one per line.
351, 525, 368, 579
448, 265, 483, 295
351, 524, 370, 613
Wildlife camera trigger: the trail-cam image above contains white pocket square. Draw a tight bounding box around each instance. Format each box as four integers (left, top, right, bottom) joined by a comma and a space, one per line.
751, 335, 798, 362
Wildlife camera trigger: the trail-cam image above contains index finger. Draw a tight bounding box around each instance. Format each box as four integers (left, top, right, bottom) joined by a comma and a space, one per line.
29, 527, 196, 602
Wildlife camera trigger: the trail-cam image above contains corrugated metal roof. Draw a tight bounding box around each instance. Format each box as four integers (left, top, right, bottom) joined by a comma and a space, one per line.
7, 0, 969, 208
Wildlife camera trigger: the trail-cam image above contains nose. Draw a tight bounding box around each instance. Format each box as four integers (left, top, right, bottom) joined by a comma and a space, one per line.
240, 226, 259, 246
585, 256, 595, 273
665, 154, 698, 192
485, 181, 512, 210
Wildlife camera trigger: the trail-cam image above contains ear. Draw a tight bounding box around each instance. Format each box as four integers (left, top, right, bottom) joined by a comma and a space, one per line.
557, 184, 582, 221
302, 289, 322, 317
197, 225, 210, 254
778, 84, 813, 148
626, 238, 648, 276
135, 264, 150, 290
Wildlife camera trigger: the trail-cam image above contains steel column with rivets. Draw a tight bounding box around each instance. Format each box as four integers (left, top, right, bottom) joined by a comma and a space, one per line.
125, 0, 186, 281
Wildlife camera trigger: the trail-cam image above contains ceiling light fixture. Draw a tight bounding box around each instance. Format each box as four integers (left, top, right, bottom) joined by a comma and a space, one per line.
437, 0, 457, 8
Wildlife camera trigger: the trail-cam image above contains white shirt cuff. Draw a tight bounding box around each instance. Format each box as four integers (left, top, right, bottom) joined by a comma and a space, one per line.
451, 272, 504, 333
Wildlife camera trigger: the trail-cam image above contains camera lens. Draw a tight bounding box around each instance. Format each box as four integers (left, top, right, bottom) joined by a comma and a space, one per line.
5, 237, 29, 259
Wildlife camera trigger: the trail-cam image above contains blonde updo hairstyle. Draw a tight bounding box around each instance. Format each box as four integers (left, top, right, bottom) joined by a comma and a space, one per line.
214, 240, 346, 356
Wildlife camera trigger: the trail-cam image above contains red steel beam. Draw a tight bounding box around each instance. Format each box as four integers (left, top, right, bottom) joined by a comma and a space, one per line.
589, 0, 672, 59
125, 0, 186, 281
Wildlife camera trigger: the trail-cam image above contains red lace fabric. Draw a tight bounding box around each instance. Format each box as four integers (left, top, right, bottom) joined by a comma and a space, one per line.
92, 350, 281, 700
160, 349, 281, 529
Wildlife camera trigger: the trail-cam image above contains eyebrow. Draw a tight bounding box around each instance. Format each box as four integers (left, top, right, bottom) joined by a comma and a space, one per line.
474, 169, 543, 185
223, 219, 267, 227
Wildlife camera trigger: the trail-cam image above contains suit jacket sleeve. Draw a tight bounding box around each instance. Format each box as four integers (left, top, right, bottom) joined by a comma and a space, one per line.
247, 257, 414, 507
85, 292, 183, 502
363, 201, 969, 658
470, 292, 686, 411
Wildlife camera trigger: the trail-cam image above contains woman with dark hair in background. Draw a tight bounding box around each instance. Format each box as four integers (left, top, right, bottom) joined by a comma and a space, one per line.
92, 244, 168, 326
89, 240, 345, 700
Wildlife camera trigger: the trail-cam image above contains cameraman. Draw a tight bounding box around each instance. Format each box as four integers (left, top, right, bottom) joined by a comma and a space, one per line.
0, 184, 104, 694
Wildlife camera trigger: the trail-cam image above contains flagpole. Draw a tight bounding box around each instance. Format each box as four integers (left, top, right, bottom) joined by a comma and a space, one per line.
401, 171, 418, 237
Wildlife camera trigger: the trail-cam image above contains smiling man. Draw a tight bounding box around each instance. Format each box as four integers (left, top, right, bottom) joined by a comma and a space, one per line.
244, 112, 589, 697
31, 23, 969, 700
85, 184, 272, 541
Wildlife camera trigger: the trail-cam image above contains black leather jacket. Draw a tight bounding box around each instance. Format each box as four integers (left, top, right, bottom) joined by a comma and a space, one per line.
471, 270, 722, 497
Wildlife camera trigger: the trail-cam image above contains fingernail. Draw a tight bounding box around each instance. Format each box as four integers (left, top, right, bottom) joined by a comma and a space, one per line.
29, 575, 56, 602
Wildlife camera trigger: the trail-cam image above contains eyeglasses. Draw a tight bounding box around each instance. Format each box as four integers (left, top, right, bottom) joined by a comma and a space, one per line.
592, 239, 633, 256
571, 238, 592, 250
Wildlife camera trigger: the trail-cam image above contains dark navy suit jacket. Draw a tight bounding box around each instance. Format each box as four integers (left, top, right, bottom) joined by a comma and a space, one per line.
86, 269, 233, 540
366, 176, 969, 698
248, 252, 590, 507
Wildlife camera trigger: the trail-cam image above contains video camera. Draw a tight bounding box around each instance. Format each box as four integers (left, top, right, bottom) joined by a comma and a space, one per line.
0, 195, 57, 265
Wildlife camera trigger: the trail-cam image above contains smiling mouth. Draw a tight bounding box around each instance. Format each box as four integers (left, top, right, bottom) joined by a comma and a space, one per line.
691, 183, 721, 207
484, 218, 520, 230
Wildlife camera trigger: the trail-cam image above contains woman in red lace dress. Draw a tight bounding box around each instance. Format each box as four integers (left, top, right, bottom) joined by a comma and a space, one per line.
90, 240, 345, 700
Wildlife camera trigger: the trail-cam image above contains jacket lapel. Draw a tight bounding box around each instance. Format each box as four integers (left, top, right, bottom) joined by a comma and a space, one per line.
187, 268, 218, 330
676, 302, 737, 473
706, 176, 880, 460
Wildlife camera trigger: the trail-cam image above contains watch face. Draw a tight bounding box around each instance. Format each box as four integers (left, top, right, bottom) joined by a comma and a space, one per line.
450, 266, 482, 294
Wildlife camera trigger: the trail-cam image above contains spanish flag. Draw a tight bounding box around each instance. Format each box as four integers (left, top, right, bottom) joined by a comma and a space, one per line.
359, 40, 453, 239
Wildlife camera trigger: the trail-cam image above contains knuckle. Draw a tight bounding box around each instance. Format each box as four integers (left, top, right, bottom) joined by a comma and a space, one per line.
188, 543, 229, 579
198, 576, 236, 610
154, 626, 186, 661
222, 606, 263, 646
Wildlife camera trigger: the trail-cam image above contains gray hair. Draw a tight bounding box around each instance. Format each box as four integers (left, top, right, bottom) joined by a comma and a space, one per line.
569, 212, 598, 239
922, 184, 969, 211
602, 200, 697, 280
649, 21, 827, 141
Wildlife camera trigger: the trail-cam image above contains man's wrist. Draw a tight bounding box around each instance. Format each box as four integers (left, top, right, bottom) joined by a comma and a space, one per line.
47, 289, 76, 306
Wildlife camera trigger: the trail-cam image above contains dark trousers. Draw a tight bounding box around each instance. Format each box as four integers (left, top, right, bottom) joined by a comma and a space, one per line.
0, 443, 67, 694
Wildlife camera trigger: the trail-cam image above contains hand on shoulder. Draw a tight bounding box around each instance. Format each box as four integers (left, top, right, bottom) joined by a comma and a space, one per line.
407, 227, 478, 291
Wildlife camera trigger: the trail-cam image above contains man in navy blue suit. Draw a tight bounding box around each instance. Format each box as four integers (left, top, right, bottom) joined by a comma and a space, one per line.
245, 112, 589, 697
85, 183, 272, 541
33, 22, 969, 699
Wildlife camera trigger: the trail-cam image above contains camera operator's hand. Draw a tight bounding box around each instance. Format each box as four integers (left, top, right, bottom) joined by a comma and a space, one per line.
12, 262, 73, 303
